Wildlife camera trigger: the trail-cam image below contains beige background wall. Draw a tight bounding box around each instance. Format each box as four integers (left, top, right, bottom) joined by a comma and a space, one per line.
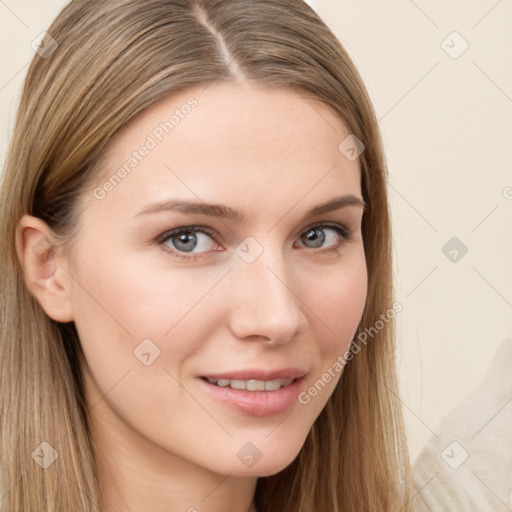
1, 0, 511, 462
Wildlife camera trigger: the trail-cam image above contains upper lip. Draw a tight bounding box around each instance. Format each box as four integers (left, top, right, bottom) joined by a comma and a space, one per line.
200, 367, 307, 381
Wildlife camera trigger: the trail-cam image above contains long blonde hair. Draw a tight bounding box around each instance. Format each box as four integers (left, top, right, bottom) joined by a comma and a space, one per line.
0, 1, 412, 510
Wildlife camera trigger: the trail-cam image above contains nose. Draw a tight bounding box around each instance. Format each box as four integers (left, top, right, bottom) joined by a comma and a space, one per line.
226, 244, 308, 345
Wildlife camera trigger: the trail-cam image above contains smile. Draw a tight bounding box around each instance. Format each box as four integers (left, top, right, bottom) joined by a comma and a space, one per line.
204, 377, 293, 391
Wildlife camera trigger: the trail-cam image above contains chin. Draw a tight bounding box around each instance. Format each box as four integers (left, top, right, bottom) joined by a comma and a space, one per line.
223, 435, 307, 478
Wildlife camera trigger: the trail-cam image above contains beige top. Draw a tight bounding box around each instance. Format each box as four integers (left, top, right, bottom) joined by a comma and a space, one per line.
413, 336, 512, 511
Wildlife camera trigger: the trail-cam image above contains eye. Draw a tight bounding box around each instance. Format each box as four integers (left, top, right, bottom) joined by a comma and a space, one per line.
157, 226, 220, 261
156, 222, 352, 261
296, 223, 351, 252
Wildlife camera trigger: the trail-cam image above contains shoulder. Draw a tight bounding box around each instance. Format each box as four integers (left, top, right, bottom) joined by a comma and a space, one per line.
413, 336, 512, 511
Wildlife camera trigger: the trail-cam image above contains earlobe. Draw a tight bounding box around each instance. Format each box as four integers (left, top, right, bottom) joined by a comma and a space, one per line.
15, 215, 75, 323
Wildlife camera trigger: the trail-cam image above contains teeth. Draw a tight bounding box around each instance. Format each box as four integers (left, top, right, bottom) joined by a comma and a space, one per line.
206, 377, 293, 391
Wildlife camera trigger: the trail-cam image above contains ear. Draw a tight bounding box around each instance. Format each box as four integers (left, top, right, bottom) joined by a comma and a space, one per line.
15, 214, 74, 322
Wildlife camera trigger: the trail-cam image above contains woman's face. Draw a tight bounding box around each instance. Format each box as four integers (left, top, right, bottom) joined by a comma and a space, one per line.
63, 80, 367, 477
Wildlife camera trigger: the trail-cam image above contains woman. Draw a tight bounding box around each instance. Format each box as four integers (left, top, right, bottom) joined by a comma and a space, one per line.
0, 1, 413, 510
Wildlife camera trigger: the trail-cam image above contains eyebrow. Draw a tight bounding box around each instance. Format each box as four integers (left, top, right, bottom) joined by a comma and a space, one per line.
135, 194, 365, 223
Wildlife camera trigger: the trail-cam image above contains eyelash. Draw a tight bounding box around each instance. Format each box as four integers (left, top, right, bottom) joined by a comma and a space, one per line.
156, 222, 352, 262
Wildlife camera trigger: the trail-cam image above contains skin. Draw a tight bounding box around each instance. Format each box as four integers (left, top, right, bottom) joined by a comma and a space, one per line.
17, 80, 367, 512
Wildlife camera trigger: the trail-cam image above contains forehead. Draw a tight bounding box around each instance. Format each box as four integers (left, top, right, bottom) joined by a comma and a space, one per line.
86, 81, 362, 222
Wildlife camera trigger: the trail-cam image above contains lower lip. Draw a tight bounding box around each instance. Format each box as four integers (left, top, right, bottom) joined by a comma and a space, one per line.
197, 377, 305, 417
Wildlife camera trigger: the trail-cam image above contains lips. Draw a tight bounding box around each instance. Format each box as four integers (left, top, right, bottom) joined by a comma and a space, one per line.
196, 367, 307, 416
197, 370, 307, 417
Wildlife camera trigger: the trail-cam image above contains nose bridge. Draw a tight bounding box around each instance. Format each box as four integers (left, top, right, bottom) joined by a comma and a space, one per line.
227, 237, 306, 343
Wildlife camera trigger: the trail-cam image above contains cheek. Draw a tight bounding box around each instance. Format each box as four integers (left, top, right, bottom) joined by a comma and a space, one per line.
307, 251, 368, 355
67, 250, 228, 389
69, 246, 218, 336
298, 258, 367, 416
295, 251, 367, 407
